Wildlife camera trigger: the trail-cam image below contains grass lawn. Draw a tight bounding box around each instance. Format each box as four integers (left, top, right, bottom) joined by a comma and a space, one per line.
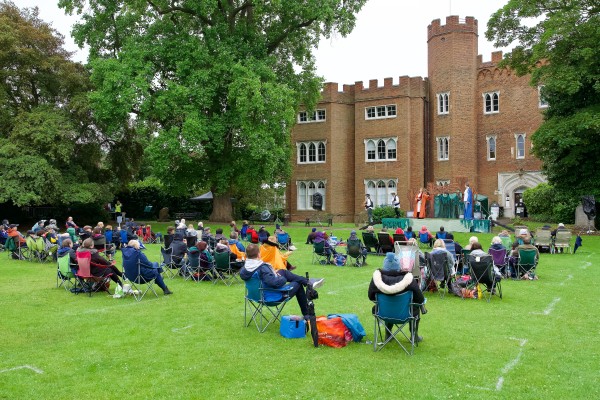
1, 223, 598, 399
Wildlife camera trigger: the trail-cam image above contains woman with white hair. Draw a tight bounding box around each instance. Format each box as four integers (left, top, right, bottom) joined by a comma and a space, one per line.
464, 236, 479, 250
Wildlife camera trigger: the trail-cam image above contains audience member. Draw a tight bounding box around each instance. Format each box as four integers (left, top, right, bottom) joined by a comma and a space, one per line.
435, 226, 447, 240
122, 240, 172, 295
76, 238, 124, 287
347, 230, 368, 265
305, 228, 317, 244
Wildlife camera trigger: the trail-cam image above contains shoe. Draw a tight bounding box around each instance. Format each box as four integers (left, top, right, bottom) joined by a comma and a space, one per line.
287, 264, 296, 271
289, 245, 297, 251
163, 288, 173, 295
413, 335, 423, 343
309, 278, 325, 289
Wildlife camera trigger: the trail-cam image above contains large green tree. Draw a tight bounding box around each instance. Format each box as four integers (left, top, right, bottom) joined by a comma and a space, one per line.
486, 0, 600, 196
59, 0, 367, 221
0, 1, 141, 207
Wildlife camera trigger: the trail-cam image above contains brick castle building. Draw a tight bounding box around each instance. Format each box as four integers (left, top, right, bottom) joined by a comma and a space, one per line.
286, 16, 547, 223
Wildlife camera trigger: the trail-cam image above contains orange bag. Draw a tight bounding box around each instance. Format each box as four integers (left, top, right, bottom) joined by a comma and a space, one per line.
316, 316, 349, 348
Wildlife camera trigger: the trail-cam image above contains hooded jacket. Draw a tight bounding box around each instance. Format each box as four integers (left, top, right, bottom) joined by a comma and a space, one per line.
239, 258, 286, 289
368, 269, 424, 304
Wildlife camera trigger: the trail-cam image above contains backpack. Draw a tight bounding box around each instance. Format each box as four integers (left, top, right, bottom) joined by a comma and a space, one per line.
335, 254, 347, 266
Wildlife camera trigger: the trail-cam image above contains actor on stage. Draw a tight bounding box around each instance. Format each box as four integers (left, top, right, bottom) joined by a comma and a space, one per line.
463, 183, 474, 219
391, 192, 401, 218
413, 188, 430, 219
365, 194, 374, 224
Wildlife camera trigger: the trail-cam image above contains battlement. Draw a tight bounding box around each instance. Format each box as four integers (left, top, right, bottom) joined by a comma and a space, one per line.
428, 15, 477, 41
318, 77, 427, 102
477, 50, 504, 68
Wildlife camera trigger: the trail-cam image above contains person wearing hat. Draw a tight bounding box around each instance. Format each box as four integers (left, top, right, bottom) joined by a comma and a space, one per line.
365, 194, 374, 224
7, 224, 26, 244
551, 223, 568, 253
305, 227, 317, 244
347, 230, 368, 265
260, 236, 295, 271
257, 226, 270, 243
391, 192, 401, 218
368, 252, 426, 342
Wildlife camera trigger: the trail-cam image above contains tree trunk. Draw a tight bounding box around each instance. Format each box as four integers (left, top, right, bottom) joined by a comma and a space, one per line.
210, 192, 233, 222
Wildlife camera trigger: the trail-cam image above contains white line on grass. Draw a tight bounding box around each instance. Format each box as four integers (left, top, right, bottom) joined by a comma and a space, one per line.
172, 325, 193, 332
496, 338, 528, 391
559, 275, 573, 286
0, 365, 44, 374
531, 297, 561, 315
326, 282, 369, 295
580, 261, 591, 270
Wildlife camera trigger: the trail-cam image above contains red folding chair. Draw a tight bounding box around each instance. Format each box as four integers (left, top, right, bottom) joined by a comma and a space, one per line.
75, 251, 113, 297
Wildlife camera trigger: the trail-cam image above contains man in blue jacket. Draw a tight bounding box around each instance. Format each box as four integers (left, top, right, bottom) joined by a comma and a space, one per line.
239, 244, 323, 317
122, 240, 173, 295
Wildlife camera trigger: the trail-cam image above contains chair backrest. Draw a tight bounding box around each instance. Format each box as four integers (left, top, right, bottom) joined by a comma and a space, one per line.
187, 251, 200, 268
26, 236, 36, 250
164, 234, 174, 249
419, 232, 430, 244
245, 272, 262, 302
5, 236, 16, 252
404, 231, 415, 240
214, 251, 231, 270
276, 232, 289, 245
393, 233, 406, 243
346, 239, 362, 257
375, 292, 412, 323
500, 235, 512, 249
105, 230, 113, 243
362, 232, 378, 247
436, 231, 447, 239
467, 254, 494, 284
443, 239, 456, 257
120, 229, 128, 243
518, 248, 537, 265
258, 231, 268, 243
313, 241, 326, 255
160, 246, 173, 264
144, 225, 152, 241
427, 252, 448, 281
229, 244, 246, 260
185, 236, 197, 248
461, 249, 472, 259
555, 230, 572, 246
377, 233, 392, 248
488, 247, 507, 266
76, 251, 92, 277
57, 255, 73, 277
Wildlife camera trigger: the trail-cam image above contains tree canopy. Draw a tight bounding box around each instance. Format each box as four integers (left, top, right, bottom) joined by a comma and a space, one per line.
59, 0, 367, 220
486, 0, 600, 196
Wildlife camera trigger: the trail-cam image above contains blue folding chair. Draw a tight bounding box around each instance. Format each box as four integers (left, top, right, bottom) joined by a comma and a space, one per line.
244, 272, 293, 333
276, 232, 290, 250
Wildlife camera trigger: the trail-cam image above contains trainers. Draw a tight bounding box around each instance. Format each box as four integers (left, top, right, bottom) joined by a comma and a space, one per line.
309, 278, 325, 289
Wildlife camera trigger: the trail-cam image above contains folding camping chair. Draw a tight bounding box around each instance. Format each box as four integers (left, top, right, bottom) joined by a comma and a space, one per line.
361, 232, 380, 254
425, 251, 453, 298
26, 235, 47, 263
160, 247, 180, 279
372, 292, 426, 355
394, 241, 422, 287
312, 241, 328, 265
418, 232, 432, 249
185, 236, 197, 248
393, 233, 406, 243
443, 239, 460, 272
6, 236, 28, 260
467, 254, 502, 302
213, 251, 240, 286
244, 272, 293, 333
56, 254, 77, 291
535, 228, 553, 253
460, 249, 472, 274
516, 248, 539, 279
122, 257, 159, 302
554, 231, 572, 254
499, 235, 513, 250
75, 251, 113, 297
276, 232, 290, 250
488, 247, 509, 277
346, 239, 365, 267
377, 233, 394, 254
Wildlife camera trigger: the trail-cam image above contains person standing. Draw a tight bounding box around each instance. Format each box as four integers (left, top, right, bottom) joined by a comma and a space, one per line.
391, 192, 401, 218
413, 188, 430, 219
365, 194, 374, 224
463, 183, 473, 220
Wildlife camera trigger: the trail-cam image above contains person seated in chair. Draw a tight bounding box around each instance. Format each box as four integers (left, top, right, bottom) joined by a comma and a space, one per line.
79, 226, 93, 242
379, 227, 394, 246
404, 226, 415, 240
57, 238, 78, 274
240, 220, 248, 240
201, 227, 216, 247
170, 232, 188, 266
260, 236, 295, 271
368, 252, 425, 342
510, 238, 539, 279
65, 217, 80, 233
92, 227, 115, 259
228, 232, 246, 260
551, 223, 568, 253
246, 225, 259, 243
76, 238, 124, 288
214, 228, 226, 242
7, 224, 26, 245
240, 244, 324, 318
435, 226, 447, 240
313, 231, 337, 264
469, 242, 503, 287
347, 230, 368, 265
257, 226, 270, 243
216, 239, 245, 270
122, 240, 172, 295
305, 228, 317, 244
431, 239, 456, 278
186, 224, 198, 238
418, 226, 434, 247
394, 227, 405, 235
464, 236, 479, 251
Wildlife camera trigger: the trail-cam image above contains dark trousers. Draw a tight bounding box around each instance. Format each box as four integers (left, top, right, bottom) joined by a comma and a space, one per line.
277, 269, 309, 316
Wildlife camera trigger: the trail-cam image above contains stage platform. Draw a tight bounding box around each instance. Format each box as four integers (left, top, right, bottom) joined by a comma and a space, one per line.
382, 217, 491, 233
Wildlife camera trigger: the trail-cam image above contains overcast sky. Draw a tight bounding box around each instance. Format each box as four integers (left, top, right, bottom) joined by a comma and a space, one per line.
13, 0, 510, 85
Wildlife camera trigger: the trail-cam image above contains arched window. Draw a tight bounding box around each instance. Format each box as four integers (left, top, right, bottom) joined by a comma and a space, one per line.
318, 181, 326, 210
376, 180, 387, 206
366, 140, 376, 160
308, 143, 316, 162
388, 180, 396, 190
299, 144, 307, 163
318, 142, 326, 162
387, 139, 396, 159
298, 182, 307, 210
367, 180, 376, 200
377, 140, 386, 160
516, 134, 525, 159
488, 137, 496, 160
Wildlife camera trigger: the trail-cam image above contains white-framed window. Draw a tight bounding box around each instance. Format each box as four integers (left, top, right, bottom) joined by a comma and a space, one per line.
538, 85, 548, 108
487, 135, 497, 161
515, 133, 526, 159
437, 137, 449, 161
296, 180, 326, 210
437, 92, 449, 115
436, 180, 450, 186
365, 179, 397, 207
296, 141, 326, 164
483, 91, 499, 114
297, 109, 326, 123
364, 137, 398, 162
365, 104, 397, 120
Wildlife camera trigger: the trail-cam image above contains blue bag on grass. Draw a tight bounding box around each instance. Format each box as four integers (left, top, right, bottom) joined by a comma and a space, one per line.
327, 313, 366, 342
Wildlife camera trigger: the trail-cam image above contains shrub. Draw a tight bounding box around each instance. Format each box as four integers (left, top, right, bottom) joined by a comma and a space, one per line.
373, 206, 403, 222
523, 183, 578, 223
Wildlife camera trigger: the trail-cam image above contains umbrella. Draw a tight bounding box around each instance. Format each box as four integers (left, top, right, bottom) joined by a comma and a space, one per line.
305, 272, 319, 347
